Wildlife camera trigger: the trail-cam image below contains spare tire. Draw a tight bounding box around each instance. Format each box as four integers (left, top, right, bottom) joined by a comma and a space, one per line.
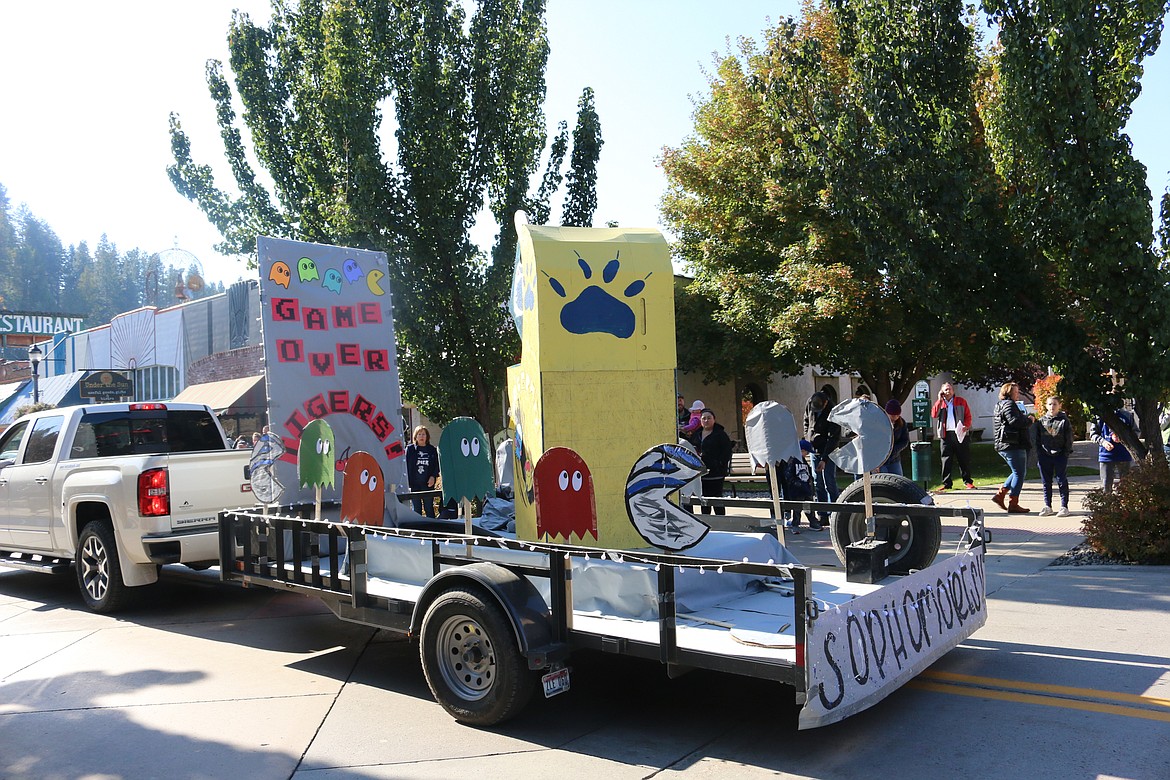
829, 473, 941, 574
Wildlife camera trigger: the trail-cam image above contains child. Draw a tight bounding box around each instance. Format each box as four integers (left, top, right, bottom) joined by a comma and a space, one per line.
679, 399, 705, 436
781, 440, 820, 533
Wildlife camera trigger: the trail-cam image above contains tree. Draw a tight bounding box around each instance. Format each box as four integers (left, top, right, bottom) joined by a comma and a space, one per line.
12, 209, 65, 312
168, 0, 596, 429
981, 0, 1170, 460
562, 87, 604, 227
662, 2, 1025, 407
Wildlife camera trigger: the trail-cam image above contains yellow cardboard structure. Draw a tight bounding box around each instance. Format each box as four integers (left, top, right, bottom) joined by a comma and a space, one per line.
508, 221, 676, 548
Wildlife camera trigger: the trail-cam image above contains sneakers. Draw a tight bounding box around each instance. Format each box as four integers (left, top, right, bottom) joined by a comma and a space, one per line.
1057, 507, 1071, 517
783, 520, 801, 535
808, 519, 825, 532
1038, 505, 1054, 517
964, 481, 976, 489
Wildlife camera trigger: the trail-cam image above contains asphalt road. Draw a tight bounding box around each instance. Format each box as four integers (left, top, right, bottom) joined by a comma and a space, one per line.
2, 479, 1169, 779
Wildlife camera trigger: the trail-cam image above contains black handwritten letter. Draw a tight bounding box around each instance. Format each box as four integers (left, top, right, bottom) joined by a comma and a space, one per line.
817, 632, 846, 711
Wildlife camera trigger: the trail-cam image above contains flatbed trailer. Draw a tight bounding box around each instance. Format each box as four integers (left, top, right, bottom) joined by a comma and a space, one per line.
218, 499, 987, 729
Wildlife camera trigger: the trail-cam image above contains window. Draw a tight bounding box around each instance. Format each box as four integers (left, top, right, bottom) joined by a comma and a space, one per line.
74, 409, 226, 459
0, 421, 29, 463
24, 415, 63, 464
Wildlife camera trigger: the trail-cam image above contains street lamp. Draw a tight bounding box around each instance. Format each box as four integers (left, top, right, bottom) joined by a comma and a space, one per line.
28, 343, 42, 404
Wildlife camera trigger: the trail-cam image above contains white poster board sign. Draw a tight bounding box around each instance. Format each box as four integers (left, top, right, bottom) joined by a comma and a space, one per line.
258, 236, 408, 506
800, 545, 987, 729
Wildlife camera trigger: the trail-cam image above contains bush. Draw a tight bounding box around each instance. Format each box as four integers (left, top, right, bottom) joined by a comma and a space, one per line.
1081, 459, 1170, 564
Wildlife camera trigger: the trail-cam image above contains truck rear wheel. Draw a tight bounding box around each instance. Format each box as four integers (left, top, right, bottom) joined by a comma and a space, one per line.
420, 587, 534, 726
830, 474, 942, 574
76, 522, 132, 613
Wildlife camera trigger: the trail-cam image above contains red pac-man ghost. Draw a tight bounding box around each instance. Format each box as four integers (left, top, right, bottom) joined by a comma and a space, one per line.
533, 447, 597, 542
340, 451, 385, 526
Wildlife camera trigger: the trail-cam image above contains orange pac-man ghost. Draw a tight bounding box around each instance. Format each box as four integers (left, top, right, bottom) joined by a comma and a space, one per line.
340, 451, 385, 526
269, 261, 291, 289
533, 447, 597, 541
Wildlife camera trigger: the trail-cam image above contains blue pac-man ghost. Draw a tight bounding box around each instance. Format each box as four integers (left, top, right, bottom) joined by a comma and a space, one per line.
297, 257, 320, 283
342, 258, 363, 283
321, 268, 344, 294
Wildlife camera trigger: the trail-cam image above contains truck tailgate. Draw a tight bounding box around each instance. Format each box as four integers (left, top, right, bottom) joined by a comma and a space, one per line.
166, 451, 253, 530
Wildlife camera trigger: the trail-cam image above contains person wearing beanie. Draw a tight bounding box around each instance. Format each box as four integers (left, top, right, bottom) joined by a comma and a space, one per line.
878, 398, 911, 476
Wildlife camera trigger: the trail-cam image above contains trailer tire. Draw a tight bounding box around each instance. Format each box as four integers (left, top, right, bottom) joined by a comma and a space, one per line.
420, 587, 534, 727
829, 474, 941, 574
76, 522, 132, 613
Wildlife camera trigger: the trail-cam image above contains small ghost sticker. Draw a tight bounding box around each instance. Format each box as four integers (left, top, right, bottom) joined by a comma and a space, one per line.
366, 268, 386, 296
268, 261, 291, 289
297, 257, 320, 283
321, 268, 344, 294
342, 258, 363, 283
438, 417, 495, 504
298, 418, 336, 489
534, 447, 597, 542
341, 451, 385, 525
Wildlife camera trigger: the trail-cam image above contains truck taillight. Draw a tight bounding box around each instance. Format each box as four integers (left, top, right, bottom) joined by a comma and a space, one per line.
129, 403, 167, 411
138, 468, 170, 516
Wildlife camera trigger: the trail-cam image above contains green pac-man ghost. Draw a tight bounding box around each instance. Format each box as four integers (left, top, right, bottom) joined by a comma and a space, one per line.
298, 418, 336, 489
438, 417, 495, 504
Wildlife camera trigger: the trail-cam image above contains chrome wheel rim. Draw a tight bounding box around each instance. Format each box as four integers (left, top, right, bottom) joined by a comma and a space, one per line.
435, 613, 495, 701
79, 533, 110, 603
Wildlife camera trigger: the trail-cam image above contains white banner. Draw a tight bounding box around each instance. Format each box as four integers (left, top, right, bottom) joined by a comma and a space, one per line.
800, 545, 987, 729
258, 236, 408, 506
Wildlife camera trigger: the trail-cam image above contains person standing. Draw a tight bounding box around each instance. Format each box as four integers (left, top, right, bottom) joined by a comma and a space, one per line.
406, 425, 441, 517
1033, 396, 1073, 517
1088, 408, 1141, 494
878, 399, 911, 476
992, 382, 1033, 513
677, 394, 690, 428
931, 382, 975, 490
803, 390, 841, 530
690, 408, 733, 516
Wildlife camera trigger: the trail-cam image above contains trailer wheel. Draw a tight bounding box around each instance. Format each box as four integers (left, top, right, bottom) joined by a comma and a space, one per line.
829, 474, 941, 574
76, 522, 132, 613
420, 587, 534, 726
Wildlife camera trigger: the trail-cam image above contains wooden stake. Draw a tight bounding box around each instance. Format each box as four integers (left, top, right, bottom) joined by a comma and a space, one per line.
767, 462, 785, 546
314, 485, 322, 523
463, 497, 474, 557
862, 469, 875, 539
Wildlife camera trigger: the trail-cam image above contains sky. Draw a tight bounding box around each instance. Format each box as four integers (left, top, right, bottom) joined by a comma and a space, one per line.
1, 1, 1168, 291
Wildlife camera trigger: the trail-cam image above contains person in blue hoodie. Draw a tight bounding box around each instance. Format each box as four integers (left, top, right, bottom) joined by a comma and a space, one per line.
1088, 408, 1141, 494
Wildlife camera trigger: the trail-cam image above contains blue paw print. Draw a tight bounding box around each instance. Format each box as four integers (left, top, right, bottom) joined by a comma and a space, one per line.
544, 252, 650, 339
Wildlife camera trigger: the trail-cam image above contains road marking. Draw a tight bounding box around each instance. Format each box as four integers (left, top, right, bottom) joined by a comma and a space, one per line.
919, 670, 1170, 709
908, 681, 1170, 722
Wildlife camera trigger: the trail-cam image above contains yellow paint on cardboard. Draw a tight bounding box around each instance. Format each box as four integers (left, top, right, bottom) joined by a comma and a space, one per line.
509, 221, 677, 549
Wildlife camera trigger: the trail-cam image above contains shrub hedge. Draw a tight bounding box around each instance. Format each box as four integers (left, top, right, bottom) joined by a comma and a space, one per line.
1081, 459, 1170, 564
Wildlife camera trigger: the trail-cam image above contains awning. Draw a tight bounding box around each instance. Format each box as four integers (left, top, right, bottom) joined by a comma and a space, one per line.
172, 375, 266, 413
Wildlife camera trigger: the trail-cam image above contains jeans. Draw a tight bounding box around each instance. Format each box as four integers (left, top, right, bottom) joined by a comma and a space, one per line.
1100, 460, 1132, 495
998, 448, 1027, 497
411, 493, 436, 517
879, 459, 903, 476
812, 453, 839, 520
1037, 451, 1069, 508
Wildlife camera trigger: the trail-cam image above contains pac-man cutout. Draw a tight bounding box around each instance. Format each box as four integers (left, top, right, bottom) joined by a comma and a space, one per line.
534, 447, 597, 541
341, 451, 385, 525
269, 261, 291, 289
297, 257, 320, 283
298, 418, 336, 489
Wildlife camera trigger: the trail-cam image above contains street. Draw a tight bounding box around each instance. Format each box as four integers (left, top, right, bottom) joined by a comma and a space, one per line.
3, 478, 1169, 779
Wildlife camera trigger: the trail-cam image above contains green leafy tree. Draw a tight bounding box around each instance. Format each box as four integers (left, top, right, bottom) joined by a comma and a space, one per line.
562, 87, 604, 227
982, 0, 1170, 460
167, 0, 593, 428
662, 2, 1024, 406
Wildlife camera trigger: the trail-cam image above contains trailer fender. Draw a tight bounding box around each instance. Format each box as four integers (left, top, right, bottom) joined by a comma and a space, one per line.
412, 562, 556, 665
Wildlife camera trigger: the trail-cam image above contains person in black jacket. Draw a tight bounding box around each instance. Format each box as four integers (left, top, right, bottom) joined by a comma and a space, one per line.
405, 426, 441, 517
803, 391, 842, 529
1033, 396, 1073, 517
992, 382, 1034, 513
689, 408, 733, 516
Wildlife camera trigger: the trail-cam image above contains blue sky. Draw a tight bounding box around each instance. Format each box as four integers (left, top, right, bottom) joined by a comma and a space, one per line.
1, 1, 1166, 289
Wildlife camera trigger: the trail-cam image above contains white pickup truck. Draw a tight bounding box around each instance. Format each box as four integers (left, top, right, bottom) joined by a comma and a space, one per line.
0, 402, 253, 611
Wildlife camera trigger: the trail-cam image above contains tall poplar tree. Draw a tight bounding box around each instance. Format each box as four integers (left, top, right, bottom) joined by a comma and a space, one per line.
167, 0, 596, 428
